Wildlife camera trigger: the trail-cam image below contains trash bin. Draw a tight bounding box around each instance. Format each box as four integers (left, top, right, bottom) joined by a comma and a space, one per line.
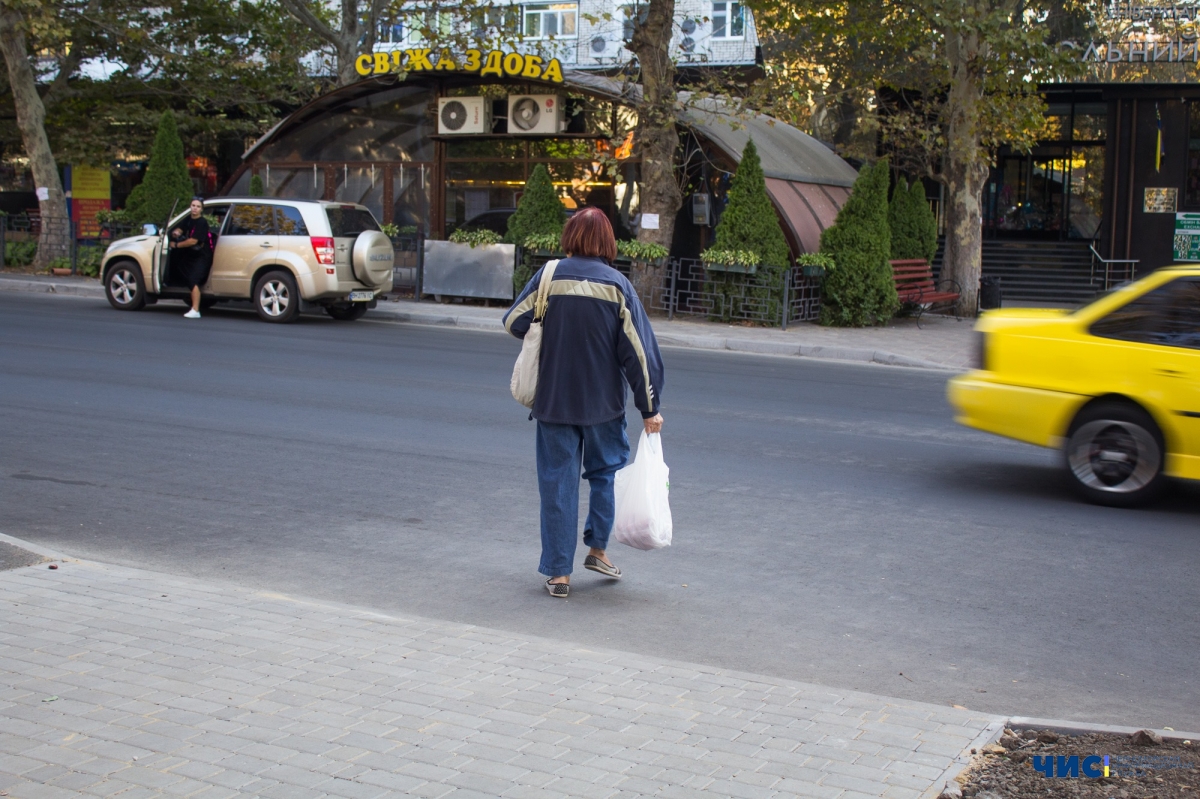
980, 276, 1002, 310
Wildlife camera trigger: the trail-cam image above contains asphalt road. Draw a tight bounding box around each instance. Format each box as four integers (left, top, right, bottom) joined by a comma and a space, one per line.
2, 292, 1198, 731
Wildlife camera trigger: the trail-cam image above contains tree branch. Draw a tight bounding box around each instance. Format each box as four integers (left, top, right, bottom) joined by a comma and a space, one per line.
277, 0, 340, 47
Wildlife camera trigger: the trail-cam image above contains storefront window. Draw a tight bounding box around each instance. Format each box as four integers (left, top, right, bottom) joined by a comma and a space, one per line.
445, 139, 526, 159
987, 96, 1107, 239
392, 165, 431, 236
1069, 146, 1104, 239
334, 167, 385, 221
263, 167, 324, 201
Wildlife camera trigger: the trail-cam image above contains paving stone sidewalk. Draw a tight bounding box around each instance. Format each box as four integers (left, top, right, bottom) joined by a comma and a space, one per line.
0, 545, 1002, 799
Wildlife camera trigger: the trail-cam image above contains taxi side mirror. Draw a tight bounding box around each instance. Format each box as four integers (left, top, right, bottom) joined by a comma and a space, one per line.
143, 224, 158, 236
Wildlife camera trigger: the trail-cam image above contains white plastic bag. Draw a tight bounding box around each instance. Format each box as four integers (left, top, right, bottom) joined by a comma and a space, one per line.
613, 431, 672, 550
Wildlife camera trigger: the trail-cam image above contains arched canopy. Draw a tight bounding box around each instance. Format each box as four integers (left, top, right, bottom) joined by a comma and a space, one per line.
232, 70, 856, 253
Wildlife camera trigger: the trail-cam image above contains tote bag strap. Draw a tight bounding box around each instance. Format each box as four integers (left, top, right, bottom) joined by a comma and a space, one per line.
533, 259, 560, 321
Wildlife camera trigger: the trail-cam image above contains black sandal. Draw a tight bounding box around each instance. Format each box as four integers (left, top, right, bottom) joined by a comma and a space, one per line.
584, 555, 621, 579
546, 579, 570, 598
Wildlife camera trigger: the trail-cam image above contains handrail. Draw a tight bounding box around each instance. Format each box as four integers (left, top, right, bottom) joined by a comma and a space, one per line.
1089, 245, 1139, 291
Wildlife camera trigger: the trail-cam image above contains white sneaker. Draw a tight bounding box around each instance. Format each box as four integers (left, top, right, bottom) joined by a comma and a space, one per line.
184, 309, 201, 319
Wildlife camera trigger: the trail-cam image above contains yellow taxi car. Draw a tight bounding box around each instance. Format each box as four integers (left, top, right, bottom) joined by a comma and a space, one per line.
948, 266, 1200, 506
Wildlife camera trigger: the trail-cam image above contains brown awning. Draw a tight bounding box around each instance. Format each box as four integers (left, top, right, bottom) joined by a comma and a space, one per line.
765, 178, 850, 255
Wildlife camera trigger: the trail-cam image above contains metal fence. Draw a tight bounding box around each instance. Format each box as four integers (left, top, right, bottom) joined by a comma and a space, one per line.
652, 258, 822, 329
0, 215, 141, 275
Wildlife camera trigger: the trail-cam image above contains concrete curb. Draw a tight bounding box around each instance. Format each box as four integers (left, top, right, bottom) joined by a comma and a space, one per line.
0, 277, 963, 372
370, 304, 961, 372
0, 276, 104, 298
1004, 715, 1200, 742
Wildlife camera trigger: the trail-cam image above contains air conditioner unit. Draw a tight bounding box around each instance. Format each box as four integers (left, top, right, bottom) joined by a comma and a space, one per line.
507, 95, 564, 135
438, 97, 490, 134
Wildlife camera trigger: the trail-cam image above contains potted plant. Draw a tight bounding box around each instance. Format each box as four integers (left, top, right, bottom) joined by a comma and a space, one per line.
797, 252, 835, 278
617, 239, 669, 267
449, 229, 502, 248
522, 231, 562, 257
699, 247, 761, 274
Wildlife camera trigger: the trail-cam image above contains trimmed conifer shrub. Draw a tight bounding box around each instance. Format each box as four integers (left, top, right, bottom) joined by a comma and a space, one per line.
818, 159, 899, 327
505, 164, 565, 246
506, 164, 566, 291
123, 110, 195, 226
249, 174, 265, 197
889, 177, 937, 263
705, 139, 792, 323
709, 139, 790, 269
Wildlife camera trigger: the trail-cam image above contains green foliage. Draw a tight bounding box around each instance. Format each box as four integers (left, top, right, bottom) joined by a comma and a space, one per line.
705, 139, 792, 323
797, 252, 836, 275
889, 178, 937, 262
5, 240, 37, 266
6, 0, 327, 170
398, 225, 419, 235
122, 111, 194, 226
249, 174, 265, 197
617, 240, 669, 262
522, 232, 563, 253
504, 165, 565, 245
709, 140, 790, 269
818, 160, 899, 327
699, 248, 760, 269
76, 246, 104, 277
449, 228, 502, 248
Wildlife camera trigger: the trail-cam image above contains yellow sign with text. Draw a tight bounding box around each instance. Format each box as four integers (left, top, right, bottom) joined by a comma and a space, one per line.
355, 48, 564, 84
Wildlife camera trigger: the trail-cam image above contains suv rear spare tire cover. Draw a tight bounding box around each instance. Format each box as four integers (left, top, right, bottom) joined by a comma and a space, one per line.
352, 231, 394, 287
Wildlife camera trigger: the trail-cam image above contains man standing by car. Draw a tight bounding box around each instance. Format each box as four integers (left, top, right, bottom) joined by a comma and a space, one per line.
169, 198, 212, 319
504, 207, 665, 598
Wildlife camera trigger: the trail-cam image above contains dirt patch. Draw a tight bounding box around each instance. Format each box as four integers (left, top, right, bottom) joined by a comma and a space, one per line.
956, 728, 1199, 799
0, 541, 47, 571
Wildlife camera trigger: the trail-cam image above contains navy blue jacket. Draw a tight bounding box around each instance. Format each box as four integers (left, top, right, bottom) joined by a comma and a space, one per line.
504, 256, 664, 426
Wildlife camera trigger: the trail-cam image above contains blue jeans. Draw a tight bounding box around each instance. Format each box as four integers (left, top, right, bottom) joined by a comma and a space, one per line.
536, 417, 630, 577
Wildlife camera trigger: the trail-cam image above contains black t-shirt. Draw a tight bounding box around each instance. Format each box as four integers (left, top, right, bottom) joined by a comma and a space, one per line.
174, 216, 210, 254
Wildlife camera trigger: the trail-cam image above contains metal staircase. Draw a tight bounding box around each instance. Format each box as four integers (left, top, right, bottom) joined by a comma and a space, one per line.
932, 240, 1101, 304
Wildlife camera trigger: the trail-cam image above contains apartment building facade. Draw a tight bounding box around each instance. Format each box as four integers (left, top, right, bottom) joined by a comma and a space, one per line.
371, 0, 760, 70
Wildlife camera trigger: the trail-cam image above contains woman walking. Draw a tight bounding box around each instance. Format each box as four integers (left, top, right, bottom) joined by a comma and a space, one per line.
504, 207, 665, 598
169, 198, 212, 319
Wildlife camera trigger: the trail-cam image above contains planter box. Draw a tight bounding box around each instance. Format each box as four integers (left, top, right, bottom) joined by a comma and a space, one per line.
703, 261, 758, 275
800, 265, 826, 278
423, 240, 516, 301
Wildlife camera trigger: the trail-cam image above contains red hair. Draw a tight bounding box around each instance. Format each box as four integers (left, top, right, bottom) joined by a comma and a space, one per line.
560, 207, 617, 262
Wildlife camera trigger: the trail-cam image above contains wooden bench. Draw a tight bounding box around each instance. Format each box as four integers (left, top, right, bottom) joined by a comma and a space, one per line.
889, 259, 961, 326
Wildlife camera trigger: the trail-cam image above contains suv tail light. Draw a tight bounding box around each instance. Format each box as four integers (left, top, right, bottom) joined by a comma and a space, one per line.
311, 236, 335, 265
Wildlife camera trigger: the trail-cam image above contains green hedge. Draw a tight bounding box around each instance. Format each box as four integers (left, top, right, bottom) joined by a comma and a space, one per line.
818, 160, 899, 327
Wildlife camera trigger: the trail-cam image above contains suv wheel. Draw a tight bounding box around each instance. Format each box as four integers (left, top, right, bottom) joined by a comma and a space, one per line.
105, 262, 146, 311
1065, 401, 1166, 507
326, 303, 368, 321
254, 270, 299, 323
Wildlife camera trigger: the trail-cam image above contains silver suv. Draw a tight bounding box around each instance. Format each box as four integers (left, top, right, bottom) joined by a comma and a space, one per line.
100, 198, 394, 323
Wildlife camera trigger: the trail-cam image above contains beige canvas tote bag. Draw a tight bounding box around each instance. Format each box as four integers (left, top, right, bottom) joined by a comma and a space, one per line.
510, 259, 560, 408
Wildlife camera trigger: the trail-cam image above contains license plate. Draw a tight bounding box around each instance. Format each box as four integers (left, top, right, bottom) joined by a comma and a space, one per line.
348, 291, 374, 302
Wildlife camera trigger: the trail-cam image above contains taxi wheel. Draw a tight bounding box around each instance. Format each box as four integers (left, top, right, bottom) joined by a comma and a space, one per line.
1064, 402, 1166, 507
104, 261, 146, 311
326, 303, 368, 321
254, 270, 299, 323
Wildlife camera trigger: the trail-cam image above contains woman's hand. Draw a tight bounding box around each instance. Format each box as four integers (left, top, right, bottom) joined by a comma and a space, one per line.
643, 413, 663, 434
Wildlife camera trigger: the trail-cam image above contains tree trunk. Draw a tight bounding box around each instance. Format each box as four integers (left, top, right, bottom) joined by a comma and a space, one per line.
277, 0, 374, 88
939, 26, 988, 316
0, 2, 70, 267
629, 0, 682, 306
